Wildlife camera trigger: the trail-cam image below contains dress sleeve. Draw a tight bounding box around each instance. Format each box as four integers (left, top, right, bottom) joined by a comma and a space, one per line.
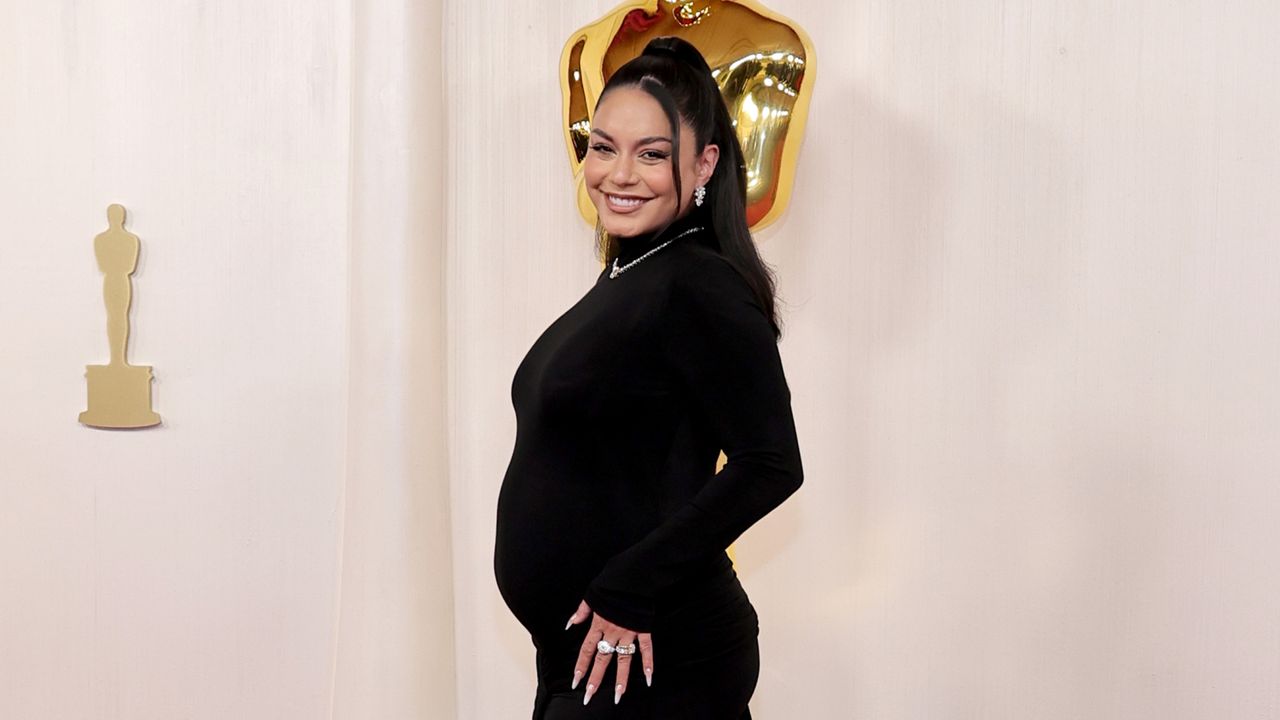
583, 252, 804, 632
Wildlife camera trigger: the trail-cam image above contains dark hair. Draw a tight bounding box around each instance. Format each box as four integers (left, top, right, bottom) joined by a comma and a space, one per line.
595, 36, 782, 339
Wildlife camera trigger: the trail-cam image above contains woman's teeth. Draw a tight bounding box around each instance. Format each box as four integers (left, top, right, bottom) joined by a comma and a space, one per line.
609, 194, 645, 207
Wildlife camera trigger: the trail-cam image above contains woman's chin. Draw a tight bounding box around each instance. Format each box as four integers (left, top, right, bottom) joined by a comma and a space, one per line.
598, 214, 663, 238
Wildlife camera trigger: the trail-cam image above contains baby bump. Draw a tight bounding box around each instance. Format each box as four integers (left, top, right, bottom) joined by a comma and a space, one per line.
494, 464, 628, 637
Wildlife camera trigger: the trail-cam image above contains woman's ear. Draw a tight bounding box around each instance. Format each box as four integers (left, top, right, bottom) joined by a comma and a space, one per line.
697, 144, 720, 187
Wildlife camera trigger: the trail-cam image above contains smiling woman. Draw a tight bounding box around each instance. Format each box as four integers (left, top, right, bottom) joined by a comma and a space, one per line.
494, 36, 804, 720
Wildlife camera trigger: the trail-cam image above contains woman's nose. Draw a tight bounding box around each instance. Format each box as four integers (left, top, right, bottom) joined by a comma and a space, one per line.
611, 155, 636, 184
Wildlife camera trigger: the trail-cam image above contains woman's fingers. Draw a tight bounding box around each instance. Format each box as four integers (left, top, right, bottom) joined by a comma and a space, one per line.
564, 599, 592, 630
572, 624, 600, 691
583, 628, 621, 705
568, 602, 648, 706
612, 631, 638, 704
638, 632, 655, 687
567, 600, 595, 691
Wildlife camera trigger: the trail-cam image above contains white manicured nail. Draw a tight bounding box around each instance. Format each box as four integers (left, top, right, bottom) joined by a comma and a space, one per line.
564, 615, 575, 630
583, 683, 595, 705
615, 684, 623, 704
645, 667, 652, 687
571, 670, 581, 690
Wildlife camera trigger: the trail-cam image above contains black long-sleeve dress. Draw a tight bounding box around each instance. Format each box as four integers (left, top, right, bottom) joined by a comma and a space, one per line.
494, 205, 804, 719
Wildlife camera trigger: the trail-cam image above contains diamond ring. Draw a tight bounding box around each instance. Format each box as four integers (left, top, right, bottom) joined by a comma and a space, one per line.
597, 640, 615, 654
614, 643, 637, 656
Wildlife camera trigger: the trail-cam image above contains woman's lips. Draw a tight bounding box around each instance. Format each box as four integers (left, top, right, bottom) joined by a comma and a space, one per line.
604, 193, 650, 214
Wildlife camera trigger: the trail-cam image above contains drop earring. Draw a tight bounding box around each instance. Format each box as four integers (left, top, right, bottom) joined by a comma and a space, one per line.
694, 185, 706, 207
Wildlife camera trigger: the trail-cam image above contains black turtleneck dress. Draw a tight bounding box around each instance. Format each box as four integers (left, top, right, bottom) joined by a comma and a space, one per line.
494, 207, 804, 719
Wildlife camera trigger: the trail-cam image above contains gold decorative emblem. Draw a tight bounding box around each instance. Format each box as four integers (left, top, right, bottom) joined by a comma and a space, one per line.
561, 0, 816, 229
79, 204, 161, 429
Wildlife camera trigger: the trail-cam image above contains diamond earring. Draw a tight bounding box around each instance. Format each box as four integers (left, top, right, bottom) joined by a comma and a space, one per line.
694, 185, 706, 207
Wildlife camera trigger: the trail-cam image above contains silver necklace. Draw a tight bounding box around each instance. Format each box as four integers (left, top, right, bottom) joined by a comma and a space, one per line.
609, 226, 704, 279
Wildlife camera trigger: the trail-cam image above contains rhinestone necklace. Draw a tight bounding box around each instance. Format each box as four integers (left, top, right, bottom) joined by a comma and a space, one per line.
609, 226, 704, 279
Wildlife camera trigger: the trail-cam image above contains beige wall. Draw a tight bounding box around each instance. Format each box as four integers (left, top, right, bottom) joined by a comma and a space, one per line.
2, 1, 1279, 718
0, 1, 454, 718
1, 2, 347, 717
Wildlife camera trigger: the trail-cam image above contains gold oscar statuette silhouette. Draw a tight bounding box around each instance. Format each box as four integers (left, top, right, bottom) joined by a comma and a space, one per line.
79, 204, 161, 429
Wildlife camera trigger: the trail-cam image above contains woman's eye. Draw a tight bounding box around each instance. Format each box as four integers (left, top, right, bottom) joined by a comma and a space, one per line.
589, 143, 615, 155
641, 151, 670, 161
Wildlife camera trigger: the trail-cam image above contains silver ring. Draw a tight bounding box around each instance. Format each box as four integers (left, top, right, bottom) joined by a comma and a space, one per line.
597, 640, 615, 654
614, 643, 637, 656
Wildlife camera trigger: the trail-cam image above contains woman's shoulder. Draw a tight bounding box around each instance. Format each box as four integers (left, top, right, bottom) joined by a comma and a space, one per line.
667, 243, 766, 318
669, 240, 744, 284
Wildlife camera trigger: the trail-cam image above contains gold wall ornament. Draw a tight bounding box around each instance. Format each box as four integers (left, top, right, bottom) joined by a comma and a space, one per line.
560, 0, 816, 229
79, 204, 161, 429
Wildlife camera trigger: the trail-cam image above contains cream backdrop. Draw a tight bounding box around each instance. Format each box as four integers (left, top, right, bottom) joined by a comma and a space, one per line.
1, 1, 455, 718
2, 1, 1279, 719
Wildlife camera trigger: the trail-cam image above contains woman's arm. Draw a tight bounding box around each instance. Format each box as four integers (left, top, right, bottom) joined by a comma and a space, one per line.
583, 250, 805, 632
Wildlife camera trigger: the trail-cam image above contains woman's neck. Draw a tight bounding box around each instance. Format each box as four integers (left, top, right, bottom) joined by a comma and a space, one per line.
614, 205, 710, 263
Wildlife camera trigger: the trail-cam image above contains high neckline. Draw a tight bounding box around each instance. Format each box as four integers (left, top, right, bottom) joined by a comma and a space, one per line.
613, 204, 714, 265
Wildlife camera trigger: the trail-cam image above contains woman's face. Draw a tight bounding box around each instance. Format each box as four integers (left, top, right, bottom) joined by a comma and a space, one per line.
584, 86, 718, 238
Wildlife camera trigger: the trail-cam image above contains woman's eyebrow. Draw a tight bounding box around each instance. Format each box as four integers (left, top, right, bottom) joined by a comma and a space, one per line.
590, 128, 673, 146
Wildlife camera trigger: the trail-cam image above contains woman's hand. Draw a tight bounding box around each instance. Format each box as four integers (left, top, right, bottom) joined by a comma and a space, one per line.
565, 599, 654, 705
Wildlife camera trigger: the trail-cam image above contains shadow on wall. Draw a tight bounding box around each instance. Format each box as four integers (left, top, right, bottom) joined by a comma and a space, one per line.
734, 76, 944, 594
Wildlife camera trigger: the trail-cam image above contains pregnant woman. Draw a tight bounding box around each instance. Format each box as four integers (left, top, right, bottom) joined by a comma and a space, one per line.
495, 36, 804, 719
